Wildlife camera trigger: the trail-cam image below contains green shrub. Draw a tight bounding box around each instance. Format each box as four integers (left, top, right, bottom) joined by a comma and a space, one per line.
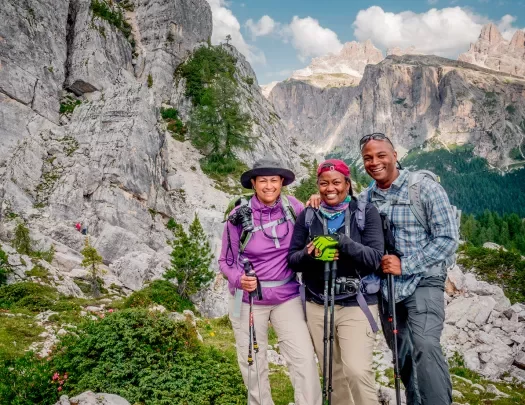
49, 309, 246, 404
160, 108, 187, 141
147, 73, 153, 88
458, 245, 525, 303
0, 353, 59, 404
0, 282, 59, 312
90, 0, 132, 38
0, 245, 10, 286
124, 279, 195, 312
59, 98, 81, 115
243, 76, 254, 86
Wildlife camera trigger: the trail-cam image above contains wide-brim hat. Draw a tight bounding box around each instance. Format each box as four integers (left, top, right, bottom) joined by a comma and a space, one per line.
240, 157, 295, 189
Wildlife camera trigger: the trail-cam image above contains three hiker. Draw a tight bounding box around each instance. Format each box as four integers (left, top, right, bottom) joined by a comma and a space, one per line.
218, 157, 322, 405
288, 159, 384, 405
219, 134, 458, 405
359, 133, 458, 405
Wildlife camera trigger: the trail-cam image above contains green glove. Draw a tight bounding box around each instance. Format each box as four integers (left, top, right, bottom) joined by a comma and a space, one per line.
312, 235, 339, 251
314, 247, 338, 261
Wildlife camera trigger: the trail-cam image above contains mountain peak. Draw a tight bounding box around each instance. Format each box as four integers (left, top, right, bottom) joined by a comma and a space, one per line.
458, 24, 525, 77
289, 40, 384, 88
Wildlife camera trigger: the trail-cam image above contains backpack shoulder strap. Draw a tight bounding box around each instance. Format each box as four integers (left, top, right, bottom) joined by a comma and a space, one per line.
239, 199, 253, 254
280, 194, 296, 224
408, 171, 437, 234
356, 199, 367, 232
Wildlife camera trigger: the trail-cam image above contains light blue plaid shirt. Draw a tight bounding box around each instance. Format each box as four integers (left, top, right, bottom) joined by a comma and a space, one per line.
360, 170, 459, 302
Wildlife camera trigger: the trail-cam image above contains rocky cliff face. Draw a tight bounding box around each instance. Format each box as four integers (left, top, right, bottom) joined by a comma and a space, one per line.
268, 54, 525, 166
0, 0, 308, 317
459, 23, 525, 78
290, 40, 384, 88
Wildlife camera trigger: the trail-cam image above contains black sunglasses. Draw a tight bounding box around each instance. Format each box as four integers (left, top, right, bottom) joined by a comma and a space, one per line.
359, 132, 395, 150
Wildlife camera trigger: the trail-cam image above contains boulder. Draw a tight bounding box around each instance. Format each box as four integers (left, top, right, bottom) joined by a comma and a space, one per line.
54, 392, 130, 405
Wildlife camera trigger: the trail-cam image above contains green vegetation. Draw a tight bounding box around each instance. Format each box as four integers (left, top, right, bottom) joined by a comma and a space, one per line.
509, 146, 524, 161
164, 215, 214, 299
401, 145, 525, 217
0, 282, 60, 313
294, 160, 318, 203
59, 96, 81, 115
0, 315, 44, 361
13, 223, 31, 256
461, 210, 525, 254
80, 239, 104, 298
147, 73, 153, 88
160, 107, 187, 141
458, 244, 525, 304
394, 97, 406, 105
0, 309, 247, 405
506, 104, 517, 115
448, 352, 525, 404
243, 76, 254, 86
90, 0, 132, 39
0, 245, 10, 286
123, 279, 195, 312
178, 45, 253, 177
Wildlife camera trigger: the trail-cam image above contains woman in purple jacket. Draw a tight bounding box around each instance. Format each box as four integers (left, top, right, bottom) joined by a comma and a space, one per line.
219, 157, 322, 405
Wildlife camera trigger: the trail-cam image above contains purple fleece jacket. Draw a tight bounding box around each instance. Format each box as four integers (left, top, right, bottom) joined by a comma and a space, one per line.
218, 194, 304, 305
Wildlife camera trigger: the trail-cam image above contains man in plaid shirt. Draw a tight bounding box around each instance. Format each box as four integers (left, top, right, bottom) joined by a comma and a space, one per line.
360, 134, 458, 405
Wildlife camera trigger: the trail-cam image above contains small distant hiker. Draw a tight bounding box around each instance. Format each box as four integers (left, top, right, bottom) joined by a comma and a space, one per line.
75, 222, 81, 232
81, 224, 88, 235
218, 156, 322, 405
359, 133, 459, 405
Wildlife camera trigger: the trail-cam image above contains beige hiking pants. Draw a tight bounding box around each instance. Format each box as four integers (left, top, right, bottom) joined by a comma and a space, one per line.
229, 295, 322, 405
306, 301, 379, 405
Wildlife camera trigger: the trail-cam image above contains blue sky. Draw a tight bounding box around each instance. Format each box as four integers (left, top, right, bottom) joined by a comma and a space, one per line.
206, 0, 525, 84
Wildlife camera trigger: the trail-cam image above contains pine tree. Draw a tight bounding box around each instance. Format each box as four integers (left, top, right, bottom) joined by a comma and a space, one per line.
81, 238, 105, 297
164, 215, 214, 298
13, 223, 32, 255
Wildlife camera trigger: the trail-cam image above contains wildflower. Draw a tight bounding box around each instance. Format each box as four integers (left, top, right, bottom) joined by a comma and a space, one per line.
52, 372, 59, 381
108, 309, 114, 313
210, 332, 215, 337
58, 386, 62, 392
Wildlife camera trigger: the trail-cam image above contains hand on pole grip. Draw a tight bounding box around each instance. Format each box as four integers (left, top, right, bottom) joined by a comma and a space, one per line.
242, 258, 263, 300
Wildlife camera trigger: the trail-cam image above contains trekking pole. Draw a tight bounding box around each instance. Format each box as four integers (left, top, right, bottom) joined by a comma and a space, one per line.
322, 261, 330, 403
243, 259, 263, 405
387, 274, 401, 405
380, 213, 402, 405
327, 260, 337, 405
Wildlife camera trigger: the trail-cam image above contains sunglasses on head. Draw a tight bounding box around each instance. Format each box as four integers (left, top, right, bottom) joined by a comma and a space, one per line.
359, 132, 395, 150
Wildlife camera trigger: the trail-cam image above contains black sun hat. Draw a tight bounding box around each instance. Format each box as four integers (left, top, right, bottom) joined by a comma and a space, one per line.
240, 157, 295, 189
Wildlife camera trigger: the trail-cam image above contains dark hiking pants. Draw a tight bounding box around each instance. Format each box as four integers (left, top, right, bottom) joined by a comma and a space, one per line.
379, 277, 452, 405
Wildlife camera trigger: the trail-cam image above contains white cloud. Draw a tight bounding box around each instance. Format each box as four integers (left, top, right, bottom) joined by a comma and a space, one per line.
205, 0, 266, 64
498, 14, 519, 40
282, 16, 343, 62
352, 6, 523, 58
246, 15, 277, 40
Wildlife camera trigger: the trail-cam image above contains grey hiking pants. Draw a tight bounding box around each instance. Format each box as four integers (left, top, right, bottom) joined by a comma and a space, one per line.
379, 277, 452, 405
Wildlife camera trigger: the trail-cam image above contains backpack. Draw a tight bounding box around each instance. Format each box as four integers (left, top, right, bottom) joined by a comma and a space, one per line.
405, 170, 461, 235
224, 193, 298, 255
366, 170, 460, 269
